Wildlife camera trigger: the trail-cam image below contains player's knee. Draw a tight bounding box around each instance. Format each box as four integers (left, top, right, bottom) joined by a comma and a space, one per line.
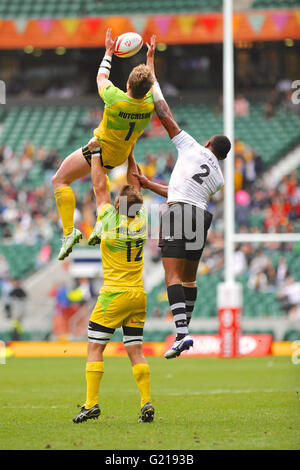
165, 272, 182, 287
51, 172, 59, 189
87, 340, 106, 361
52, 170, 65, 189
125, 344, 144, 365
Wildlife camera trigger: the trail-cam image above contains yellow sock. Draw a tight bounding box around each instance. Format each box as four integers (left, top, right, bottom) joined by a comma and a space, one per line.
54, 186, 76, 236
105, 175, 111, 194
132, 363, 151, 408
85, 361, 104, 409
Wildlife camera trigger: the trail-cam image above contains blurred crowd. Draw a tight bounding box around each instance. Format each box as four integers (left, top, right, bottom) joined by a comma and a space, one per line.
0, 112, 300, 326
0, 142, 60, 246
234, 78, 300, 121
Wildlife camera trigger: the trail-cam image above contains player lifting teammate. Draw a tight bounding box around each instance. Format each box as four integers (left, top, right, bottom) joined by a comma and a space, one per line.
53, 28, 155, 260
73, 147, 154, 424
135, 36, 231, 359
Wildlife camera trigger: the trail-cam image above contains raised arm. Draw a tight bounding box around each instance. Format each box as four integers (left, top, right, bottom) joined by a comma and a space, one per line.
91, 154, 111, 212
146, 35, 181, 140
127, 145, 141, 192
96, 28, 117, 95
133, 166, 168, 198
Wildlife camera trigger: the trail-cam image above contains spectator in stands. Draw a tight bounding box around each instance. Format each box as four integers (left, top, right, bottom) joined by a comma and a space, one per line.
248, 271, 268, 292
0, 254, 9, 280
242, 151, 257, 189
249, 249, 269, 275
10, 317, 24, 341
264, 101, 275, 120
81, 109, 103, 131
9, 279, 28, 320
161, 82, 179, 98
0, 146, 4, 164
277, 276, 300, 317
1, 277, 12, 319
234, 156, 244, 192
234, 244, 248, 277
161, 153, 175, 180
42, 147, 60, 185
234, 94, 250, 117
264, 264, 277, 293
276, 257, 289, 286
235, 189, 250, 229
263, 88, 281, 120
276, 78, 292, 98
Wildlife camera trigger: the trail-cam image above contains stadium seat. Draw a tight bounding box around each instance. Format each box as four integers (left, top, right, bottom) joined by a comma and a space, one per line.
3, 0, 294, 18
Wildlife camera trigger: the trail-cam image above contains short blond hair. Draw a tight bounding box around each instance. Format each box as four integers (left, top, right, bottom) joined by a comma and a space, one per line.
118, 184, 143, 217
128, 64, 154, 99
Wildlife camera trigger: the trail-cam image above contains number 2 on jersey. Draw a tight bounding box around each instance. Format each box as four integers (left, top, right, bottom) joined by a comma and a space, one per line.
125, 122, 135, 141
192, 164, 210, 185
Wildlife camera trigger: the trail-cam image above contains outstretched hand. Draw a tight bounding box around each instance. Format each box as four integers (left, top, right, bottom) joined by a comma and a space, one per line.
105, 28, 117, 55
146, 35, 156, 77
146, 35, 156, 59
132, 167, 150, 188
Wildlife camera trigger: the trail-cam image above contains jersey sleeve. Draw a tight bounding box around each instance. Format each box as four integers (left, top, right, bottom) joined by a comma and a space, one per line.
145, 90, 154, 105
99, 83, 122, 108
171, 130, 197, 150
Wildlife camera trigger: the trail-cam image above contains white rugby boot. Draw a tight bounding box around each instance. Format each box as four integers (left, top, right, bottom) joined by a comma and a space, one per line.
164, 334, 194, 359
58, 228, 82, 260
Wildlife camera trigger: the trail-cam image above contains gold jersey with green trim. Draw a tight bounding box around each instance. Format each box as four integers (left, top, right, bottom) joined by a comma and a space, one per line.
99, 203, 147, 289
94, 83, 154, 169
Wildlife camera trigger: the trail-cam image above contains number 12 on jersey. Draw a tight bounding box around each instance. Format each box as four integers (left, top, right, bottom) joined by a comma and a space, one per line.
126, 239, 144, 262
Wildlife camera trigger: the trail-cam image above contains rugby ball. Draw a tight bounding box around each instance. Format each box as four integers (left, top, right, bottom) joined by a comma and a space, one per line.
114, 32, 143, 58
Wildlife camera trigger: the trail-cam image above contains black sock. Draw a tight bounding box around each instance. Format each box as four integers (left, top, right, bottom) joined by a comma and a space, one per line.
183, 286, 197, 326
167, 284, 188, 340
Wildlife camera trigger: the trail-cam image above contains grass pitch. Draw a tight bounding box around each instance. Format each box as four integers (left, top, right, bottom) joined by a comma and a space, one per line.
0, 356, 299, 450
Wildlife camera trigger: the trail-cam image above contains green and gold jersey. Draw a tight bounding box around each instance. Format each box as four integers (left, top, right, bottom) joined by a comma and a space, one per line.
94, 83, 154, 169
98, 203, 147, 289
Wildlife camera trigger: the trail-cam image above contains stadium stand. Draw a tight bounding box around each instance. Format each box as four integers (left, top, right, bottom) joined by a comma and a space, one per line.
0, 98, 299, 278
1, 100, 299, 166
0, 0, 222, 19
0, 0, 297, 19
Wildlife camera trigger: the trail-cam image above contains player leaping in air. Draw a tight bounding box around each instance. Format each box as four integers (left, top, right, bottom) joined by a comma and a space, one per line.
134, 36, 231, 359
52, 28, 155, 261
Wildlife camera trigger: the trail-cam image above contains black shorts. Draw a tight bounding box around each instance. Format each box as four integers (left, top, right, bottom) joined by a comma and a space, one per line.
159, 202, 212, 261
82, 145, 114, 170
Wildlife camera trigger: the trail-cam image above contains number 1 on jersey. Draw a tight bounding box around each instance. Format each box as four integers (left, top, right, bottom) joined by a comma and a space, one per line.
125, 122, 135, 141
